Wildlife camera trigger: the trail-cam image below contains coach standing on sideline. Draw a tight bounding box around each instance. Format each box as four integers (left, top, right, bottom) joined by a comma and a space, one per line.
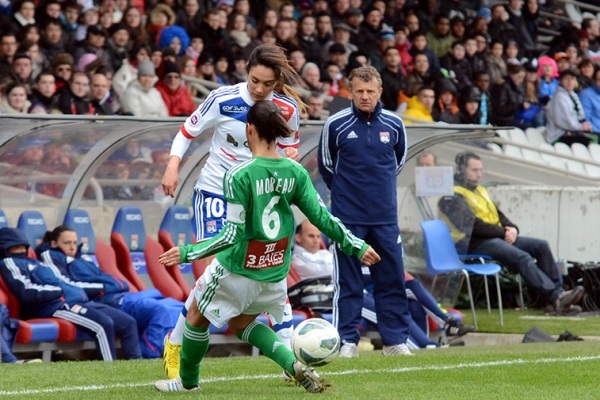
318, 66, 413, 357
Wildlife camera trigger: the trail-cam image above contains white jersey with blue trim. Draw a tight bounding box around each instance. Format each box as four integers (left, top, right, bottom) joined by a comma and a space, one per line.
170, 82, 300, 195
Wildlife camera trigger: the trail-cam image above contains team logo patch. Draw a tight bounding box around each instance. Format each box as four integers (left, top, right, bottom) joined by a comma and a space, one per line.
190, 114, 199, 125
131, 234, 139, 250
380, 132, 390, 143
206, 220, 217, 234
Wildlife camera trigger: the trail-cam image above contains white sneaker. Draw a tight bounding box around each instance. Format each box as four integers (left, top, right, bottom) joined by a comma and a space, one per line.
339, 341, 359, 358
154, 377, 199, 392
382, 343, 414, 356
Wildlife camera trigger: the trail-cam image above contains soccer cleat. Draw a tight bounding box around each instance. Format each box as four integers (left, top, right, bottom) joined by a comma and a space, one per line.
382, 343, 414, 356
154, 377, 199, 392
554, 286, 584, 315
163, 332, 181, 379
339, 341, 359, 358
292, 361, 323, 393
445, 317, 475, 337
15, 359, 43, 364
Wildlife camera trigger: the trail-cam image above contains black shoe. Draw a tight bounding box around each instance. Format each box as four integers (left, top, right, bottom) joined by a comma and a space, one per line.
554, 286, 584, 315
445, 317, 475, 337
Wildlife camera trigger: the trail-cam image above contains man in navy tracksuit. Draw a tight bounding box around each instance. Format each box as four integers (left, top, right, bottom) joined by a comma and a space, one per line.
318, 66, 412, 357
0, 227, 141, 361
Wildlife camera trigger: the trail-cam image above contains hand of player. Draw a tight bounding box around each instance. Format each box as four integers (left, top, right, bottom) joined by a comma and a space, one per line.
159, 247, 182, 267
582, 121, 593, 132
161, 167, 179, 198
360, 247, 381, 266
284, 147, 300, 161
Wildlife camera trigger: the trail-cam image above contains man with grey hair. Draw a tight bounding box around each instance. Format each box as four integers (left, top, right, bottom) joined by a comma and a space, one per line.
318, 66, 412, 357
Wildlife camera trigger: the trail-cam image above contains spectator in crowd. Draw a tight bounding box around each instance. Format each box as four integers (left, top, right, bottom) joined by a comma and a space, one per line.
198, 8, 230, 59
230, 52, 248, 84
393, 23, 412, 73
577, 58, 594, 91
37, 0, 62, 29
11, 0, 36, 34
88, 72, 115, 115
197, 52, 217, 82
405, 13, 420, 35
474, 71, 492, 125
297, 15, 321, 66
490, 64, 526, 127
227, 12, 252, 54
74, 5, 99, 42
73, 24, 110, 67
315, 11, 333, 54
440, 40, 472, 92
318, 66, 413, 357
324, 60, 350, 98
504, 39, 520, 66
10, 53, 34, 94
60, 1, 81, 40
327, 22, 357, 57
156, 60, 195, 116
518, 59, 545, 129
457, 86, 482, 124
380, 46, 405, 112
408, 31, 440, 75
404, 53, 434, 99
0, 82, 31, 114
438, 151, 585, 315
426, 13, 454, 59
0, 227, 142, 362
158, 25, 190, 58
256, 8, 278, 34
105, 23, 131, 72
40, 19, 74, 63
356, 6, 384, 58
17, 40, 45, 81
147, 3, 176, 45
464, 36, 487, 78
432, 78, 459, 123
537, 55, 559, 105
0, 32, 19, 80
506, 0, 535, 57
288, 48, 307, 76
554, 51, 572, 74
404, 85, 435, 123
50, 53, 74, 94
175, 0, 204, 35
28, 70, 57, 113
579, 67, 600, 134
546, 70, 594, 145
450, 16, 466, 42
120, 60, 168, 117
487, 4, 516, 47
291, 220, 474, 350
112, 42, 151, 98
234, 0, 255, 30
17, 24, 41, 46
54, 71, 94, 115
122, 6, 150, 45
300, 62, 326, 94
369, 28, 396, 72
581, 17, 599, 54
305, 91, 325, 120
486, 40, 506, 85
331, 0, 351, 26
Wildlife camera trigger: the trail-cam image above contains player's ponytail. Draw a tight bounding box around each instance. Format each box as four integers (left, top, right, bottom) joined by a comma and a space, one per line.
247, 100, 292, 143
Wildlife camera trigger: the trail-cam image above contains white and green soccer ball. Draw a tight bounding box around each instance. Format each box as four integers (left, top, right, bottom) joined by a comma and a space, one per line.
291, 318, 341, 366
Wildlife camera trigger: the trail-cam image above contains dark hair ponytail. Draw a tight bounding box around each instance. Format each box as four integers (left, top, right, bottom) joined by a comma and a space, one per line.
247, 100, 292, 143
42, 225, 74, 244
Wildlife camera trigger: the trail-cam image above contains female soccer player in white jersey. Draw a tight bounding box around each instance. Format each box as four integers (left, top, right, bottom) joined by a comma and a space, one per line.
154, 100, 380, 393
160, 44, 304, 378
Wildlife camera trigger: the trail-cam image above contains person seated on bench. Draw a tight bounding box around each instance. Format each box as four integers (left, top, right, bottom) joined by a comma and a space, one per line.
292, 220, 473, 350
0, 227, 142, 361
37, 225, 179, 359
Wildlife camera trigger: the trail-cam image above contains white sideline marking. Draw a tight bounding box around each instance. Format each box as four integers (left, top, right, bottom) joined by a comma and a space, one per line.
1, 355, 599, 396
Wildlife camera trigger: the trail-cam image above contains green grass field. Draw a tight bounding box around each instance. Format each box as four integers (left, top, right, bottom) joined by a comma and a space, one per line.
2, 308, 599, 399
2, 341, 599, 399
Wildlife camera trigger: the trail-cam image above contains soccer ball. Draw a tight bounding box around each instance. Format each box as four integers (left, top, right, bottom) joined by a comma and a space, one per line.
291, 318, 341, 367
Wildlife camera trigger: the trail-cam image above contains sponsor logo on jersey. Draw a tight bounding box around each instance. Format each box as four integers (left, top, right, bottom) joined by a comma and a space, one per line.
380, 132, 390, 143
347, 131, 358, 139
244, 237, 289, 270
190, 114, 199, 125
222, 105, 248, 112
226, 134, 239, 147
206, 220, 217, 234
272, 98, 293, 121
220, 98, 251, 122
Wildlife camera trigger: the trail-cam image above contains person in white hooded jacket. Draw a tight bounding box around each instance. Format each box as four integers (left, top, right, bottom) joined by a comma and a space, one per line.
120, 60, 168, 117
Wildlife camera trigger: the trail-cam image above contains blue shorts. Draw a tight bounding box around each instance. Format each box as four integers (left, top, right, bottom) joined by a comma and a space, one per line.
192, 189, 227, 240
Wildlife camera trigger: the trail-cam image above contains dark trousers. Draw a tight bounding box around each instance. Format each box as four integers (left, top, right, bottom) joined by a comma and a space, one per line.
471, 236, 563, 303
333, 224, 410, 346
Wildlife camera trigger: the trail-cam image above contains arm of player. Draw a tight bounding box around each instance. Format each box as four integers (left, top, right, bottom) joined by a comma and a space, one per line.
317, 120, 336, 189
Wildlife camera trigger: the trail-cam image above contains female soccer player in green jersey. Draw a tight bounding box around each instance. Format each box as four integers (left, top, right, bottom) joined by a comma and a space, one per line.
154, 100, 380, 393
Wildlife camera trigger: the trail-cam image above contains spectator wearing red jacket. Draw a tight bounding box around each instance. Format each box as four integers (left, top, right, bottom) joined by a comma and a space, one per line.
155, 60, 195, 117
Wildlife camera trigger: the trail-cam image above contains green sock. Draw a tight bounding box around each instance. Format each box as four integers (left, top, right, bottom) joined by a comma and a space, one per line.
180, 321, 210, 389
238, 320, 297, 375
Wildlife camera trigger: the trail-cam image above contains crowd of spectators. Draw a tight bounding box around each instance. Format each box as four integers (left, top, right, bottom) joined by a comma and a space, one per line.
0, 1, 599, 132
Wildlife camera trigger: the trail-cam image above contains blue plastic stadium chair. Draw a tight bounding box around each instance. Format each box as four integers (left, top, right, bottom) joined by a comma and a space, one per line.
420, 219, 504, 328
17, 210, 47, 250
0, 209, 8, 228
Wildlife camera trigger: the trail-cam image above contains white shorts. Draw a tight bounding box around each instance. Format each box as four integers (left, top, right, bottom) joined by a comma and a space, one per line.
193, 258, 287, 328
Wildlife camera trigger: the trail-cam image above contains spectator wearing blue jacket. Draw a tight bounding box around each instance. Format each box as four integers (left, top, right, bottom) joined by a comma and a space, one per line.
579, 68, 600, 134
37, 225, 180, 358
0, 227, 141, 361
